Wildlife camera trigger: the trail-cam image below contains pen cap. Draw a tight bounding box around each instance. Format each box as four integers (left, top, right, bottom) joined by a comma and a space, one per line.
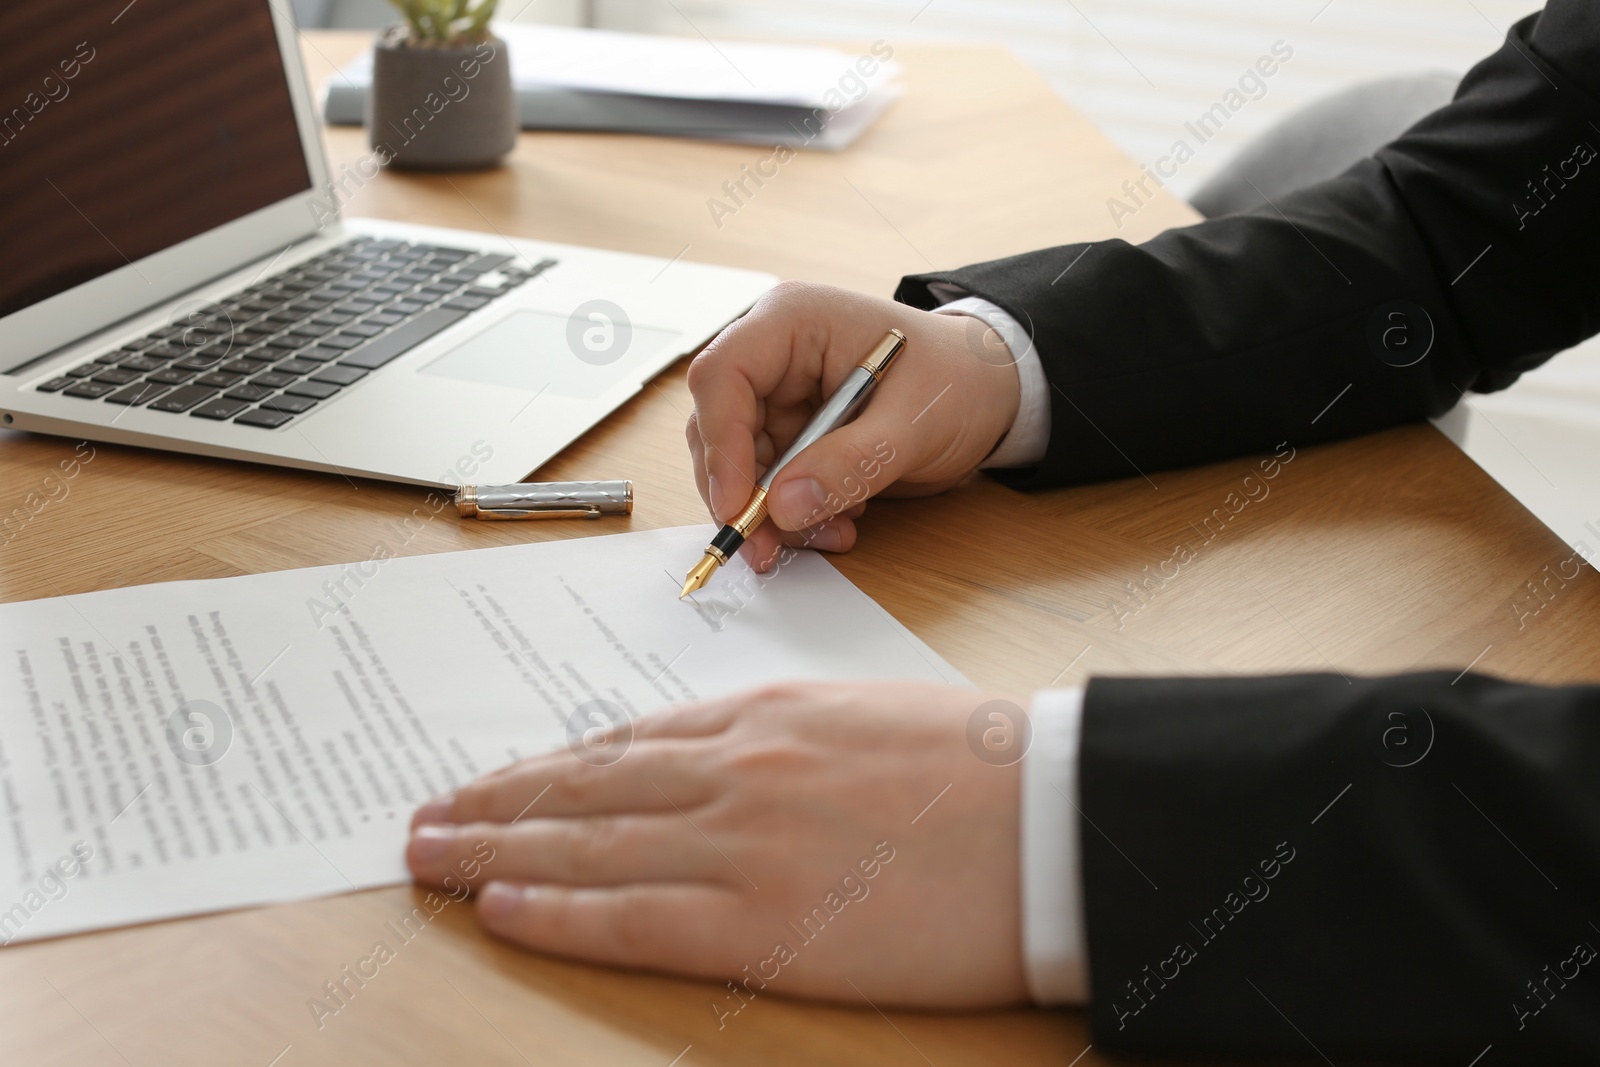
457, 481, 634, 519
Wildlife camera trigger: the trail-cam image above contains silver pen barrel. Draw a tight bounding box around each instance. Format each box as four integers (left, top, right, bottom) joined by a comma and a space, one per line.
754, 329, 906, 492
755, 366, 879, 492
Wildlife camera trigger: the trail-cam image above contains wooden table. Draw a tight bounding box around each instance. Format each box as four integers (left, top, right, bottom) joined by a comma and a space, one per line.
2, 29, 1596, 1067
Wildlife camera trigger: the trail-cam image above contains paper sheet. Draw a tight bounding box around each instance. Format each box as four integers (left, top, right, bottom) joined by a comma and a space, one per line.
0, 526, 964, 945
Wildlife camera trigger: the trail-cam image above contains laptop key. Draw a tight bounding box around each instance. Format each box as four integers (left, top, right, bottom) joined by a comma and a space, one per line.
317, 335, 365, 350
260, 393, 319, 414
35, 376, 75, 392
63, 380, 119, 399
455, 253, 514, 276
294, 346, 344, 363
529, 258, 559, 277
287, 380, 342, 400
363, 313, 403, 327
146, 385, 219, 412
234, 408, 295, 428
180, 325, 227, 344
104, 382, 172, 406
95, 350, 131, 364
66, 363, 100, 378
221, 358, 272, 376
225, 384, 276, 402
340, 323, 386, 337
338, 307, 467, 370
92, 367, 143, 385
443, 295, 490, 312
190, 397, 252, 420
309, 365, 366, 386
148, 367, 198, 385
119, 355, 165, 373
195, 371, 245, 388
252, 371, 298, 389
272, 358, 320, 376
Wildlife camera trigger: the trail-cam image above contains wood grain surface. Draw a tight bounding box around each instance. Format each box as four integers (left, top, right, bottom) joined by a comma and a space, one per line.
0, 29, 1594, 1067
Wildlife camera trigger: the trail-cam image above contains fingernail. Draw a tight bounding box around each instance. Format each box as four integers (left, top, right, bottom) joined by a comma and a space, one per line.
708, 474, 725, 520
804, 523, 845, 552
773, 477, 827, 529
477, 882, 523, 922
412, 792, 455, 826
410, 825, 453, 862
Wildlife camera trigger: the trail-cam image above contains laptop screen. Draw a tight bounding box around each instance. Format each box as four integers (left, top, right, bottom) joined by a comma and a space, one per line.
0, 0, 312, 320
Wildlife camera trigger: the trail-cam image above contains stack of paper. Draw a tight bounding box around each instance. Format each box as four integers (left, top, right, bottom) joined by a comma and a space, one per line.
322, 22, 901, 150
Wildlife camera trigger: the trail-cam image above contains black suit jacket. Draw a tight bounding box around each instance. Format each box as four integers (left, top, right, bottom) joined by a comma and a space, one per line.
897, 2, 1600, 1061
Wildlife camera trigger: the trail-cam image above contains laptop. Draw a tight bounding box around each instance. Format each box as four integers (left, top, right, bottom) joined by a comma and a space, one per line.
0, 1, 774, 488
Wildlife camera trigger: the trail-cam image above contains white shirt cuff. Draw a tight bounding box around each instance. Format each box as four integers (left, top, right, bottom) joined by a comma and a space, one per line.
1020, 686, 1090, 1005
931, 296, 1051, 469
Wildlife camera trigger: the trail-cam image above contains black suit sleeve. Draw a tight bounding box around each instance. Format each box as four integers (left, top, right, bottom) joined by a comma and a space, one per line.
1077, 672, 1600, 1063
896, 0, 1600, 489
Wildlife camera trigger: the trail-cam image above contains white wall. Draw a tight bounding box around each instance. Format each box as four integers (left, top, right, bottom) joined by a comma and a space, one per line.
590, 0, 1538, 197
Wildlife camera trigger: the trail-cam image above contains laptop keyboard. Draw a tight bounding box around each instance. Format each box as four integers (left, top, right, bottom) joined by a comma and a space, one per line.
34, 237, 555, 429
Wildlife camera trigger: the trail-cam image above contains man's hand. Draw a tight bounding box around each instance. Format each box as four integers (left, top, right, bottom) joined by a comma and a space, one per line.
406, 681, 1028, 1009
684, 282, 1022, 569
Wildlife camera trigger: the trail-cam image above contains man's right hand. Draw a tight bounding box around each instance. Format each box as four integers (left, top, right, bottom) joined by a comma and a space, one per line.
684, 281, 1023, 570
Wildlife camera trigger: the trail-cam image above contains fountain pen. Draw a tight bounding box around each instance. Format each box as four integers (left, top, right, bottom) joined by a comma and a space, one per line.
679, 328, 906, 598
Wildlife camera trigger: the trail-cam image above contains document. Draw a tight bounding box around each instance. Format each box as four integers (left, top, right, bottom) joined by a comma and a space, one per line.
322, 22, 902, 149
0, 527, 963, 945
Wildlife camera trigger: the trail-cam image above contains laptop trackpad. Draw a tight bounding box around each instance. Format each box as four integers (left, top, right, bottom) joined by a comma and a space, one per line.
420, 308, 682, 400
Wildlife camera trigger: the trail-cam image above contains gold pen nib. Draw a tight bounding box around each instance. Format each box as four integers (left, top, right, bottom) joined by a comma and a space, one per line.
680, 552, 721, 598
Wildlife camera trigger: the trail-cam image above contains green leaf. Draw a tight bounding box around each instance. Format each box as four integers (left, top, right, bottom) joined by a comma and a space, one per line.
463, 0, 496, 37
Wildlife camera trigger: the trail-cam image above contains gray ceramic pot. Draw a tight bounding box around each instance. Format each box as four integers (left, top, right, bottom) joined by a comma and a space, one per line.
368, 25, 516, 170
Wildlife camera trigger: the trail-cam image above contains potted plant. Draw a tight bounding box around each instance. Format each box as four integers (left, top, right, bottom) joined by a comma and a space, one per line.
368, 0, 517, 170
